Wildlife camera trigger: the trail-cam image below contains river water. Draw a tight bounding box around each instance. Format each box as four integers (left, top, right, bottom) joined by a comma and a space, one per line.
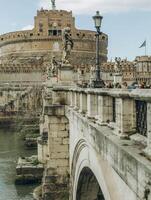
0, 128, 37, 200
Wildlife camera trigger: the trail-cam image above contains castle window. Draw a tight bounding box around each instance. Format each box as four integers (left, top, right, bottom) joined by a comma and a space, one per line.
48, 29, 62, 36
48, 30, 53, 36
39, 23, 43, 32
1, 38, 3, 41
30, 33, 33, 36
53, 30, 57, 36
58, 30, 62, 36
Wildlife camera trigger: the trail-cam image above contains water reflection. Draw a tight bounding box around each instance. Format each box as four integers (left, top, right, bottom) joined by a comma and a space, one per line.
0, 128, 37, 200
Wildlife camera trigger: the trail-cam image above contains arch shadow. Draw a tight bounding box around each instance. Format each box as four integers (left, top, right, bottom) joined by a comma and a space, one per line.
76, 167, 105, 200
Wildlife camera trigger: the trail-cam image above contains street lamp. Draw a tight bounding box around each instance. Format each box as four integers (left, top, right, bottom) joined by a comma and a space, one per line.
90, 11, 105, 88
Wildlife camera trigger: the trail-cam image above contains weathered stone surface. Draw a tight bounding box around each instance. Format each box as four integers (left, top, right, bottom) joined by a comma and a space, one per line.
16, 156, 44, 185
67, 106, 151, 200
38, 86, 151, 200
39, 101, 69, 200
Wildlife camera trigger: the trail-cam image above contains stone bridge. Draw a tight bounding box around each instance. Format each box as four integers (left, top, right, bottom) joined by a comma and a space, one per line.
0, 84, 43, 128
37, 84, 151, 200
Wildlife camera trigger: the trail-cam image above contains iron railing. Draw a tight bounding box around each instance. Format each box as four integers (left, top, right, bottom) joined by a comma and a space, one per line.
136, 100, 147, 136
113, 97, 116, 122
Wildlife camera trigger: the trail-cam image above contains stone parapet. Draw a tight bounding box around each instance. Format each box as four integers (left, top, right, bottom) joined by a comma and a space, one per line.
48, 86, 151, 157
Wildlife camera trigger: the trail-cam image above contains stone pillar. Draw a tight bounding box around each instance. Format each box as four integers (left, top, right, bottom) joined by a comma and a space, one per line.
114, 98, 136, 138
58, 64, 74, 86
74, 91, 80, 110
52, 91, 66, 105
37, 133, 48, 164
38, 114, 49, 164
70, 91, 74, 107
144, 103, 151, 157
87, 92, 98, 119
79, 92, 87, 114
97, 95, 113, 125
66, 91, 70, 106
42, 105, 69, 200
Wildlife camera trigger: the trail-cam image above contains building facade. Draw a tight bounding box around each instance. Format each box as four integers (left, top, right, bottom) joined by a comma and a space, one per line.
101, 56, 151, 86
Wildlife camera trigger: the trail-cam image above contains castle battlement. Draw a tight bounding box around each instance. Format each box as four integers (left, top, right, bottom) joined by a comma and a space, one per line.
0, 63, 46, 73
135, 56, 151, 62
0, 30, 107, 47
37, 9, 72, 17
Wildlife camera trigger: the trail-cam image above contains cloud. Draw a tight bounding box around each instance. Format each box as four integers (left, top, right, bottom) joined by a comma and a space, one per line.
21, 25, 34, 31
38, 0, 151, 14
11, 22, 17, 27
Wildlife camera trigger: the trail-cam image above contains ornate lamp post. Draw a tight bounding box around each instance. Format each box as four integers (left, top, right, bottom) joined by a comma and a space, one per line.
90, 11, 105, 88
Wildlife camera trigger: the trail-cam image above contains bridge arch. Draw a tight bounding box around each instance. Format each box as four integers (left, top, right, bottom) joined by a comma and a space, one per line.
71, 139, 113, 200
76, 167, 105, 200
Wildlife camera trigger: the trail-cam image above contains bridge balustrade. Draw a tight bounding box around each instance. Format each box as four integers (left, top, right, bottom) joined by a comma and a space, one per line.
74, 91, 80, 110
50, 87, 151, 156
97, 95, 113, 125
87, 91, 98, 119
79, 92, 87, 114
61, 88, 151, 156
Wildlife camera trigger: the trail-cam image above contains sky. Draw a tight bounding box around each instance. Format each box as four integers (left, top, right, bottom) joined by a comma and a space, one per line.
0, 0, 151, 61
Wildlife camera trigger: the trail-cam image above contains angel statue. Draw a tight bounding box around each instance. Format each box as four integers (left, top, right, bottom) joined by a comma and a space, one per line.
46, 56, 59, 79
51, 56, 59, 76
114, 57, 121, 73
62, 27, 74, 64
51, 0, 56, 10
46, 64, 51, 80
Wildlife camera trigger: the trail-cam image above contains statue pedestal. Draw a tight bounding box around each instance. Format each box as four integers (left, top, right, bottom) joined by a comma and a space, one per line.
113, 72, 122, 86
58, 63, 74, 85
46, 76, 58, 86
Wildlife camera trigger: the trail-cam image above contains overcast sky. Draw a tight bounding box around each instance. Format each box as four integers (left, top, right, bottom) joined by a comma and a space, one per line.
0, 0, 151, 60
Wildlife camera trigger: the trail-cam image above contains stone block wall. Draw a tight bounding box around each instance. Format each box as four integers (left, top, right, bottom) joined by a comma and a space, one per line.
41, 105, 70, 200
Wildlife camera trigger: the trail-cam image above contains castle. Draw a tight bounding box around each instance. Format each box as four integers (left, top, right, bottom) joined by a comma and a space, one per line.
0, 6, 108, 84
0, 2, 150, 87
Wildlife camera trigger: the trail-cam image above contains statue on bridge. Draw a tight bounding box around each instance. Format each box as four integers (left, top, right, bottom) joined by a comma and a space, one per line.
114, 57, 122, 73
51, 56, 59, 76
46, 56, 60, 79
51, 0, 56, 10
62, 27, 74, 65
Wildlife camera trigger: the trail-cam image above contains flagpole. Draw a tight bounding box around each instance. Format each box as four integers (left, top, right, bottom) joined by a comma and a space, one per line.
139, 40, 147, 55
145, 39, 147, 56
